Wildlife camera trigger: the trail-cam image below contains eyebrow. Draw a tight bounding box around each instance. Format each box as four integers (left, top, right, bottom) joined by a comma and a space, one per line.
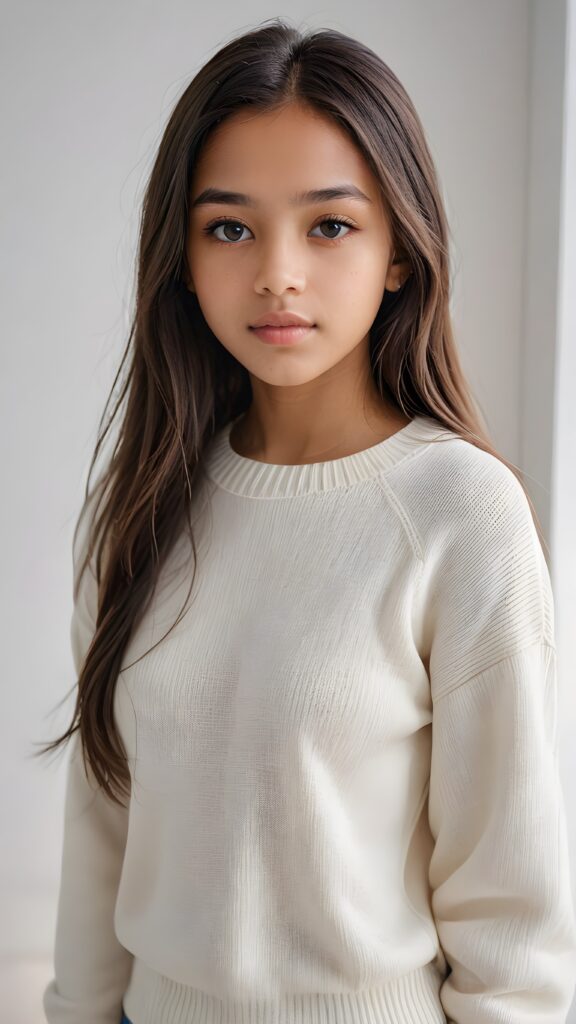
191, 184, 373, 209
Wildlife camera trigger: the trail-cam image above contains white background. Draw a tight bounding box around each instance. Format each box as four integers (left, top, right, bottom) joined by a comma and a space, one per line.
2, 0, 575, 1020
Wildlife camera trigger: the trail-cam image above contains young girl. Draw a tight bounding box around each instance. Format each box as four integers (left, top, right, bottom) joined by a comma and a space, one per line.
38, 18, 576, 1024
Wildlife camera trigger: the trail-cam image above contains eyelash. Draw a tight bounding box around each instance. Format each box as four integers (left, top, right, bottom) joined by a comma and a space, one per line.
201, 214, 358, 246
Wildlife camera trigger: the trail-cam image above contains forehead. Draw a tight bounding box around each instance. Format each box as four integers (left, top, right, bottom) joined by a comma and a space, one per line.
190, 103, 382, 208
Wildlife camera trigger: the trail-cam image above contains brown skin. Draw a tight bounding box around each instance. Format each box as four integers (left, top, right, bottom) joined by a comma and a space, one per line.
185, 101, 412, 464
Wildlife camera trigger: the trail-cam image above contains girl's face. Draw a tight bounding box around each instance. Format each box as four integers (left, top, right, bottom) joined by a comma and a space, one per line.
185, 102, 402, 388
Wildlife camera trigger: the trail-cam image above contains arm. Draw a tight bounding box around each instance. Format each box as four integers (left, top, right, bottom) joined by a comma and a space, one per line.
43, 482, 133, 1024
429, 643, 576, 1023
423, 454, 576, 1022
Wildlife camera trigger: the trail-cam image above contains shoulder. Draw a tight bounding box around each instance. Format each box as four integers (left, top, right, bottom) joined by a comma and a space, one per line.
393, 423, 556, 692
389, 419, 538, 558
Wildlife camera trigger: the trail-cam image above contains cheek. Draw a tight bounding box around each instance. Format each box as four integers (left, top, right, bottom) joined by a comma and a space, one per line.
353, 244, 387, 283
330, 268, 384, 312
189, 238, 387, 307
322, 243, 386, 290
194, 251, 246, 298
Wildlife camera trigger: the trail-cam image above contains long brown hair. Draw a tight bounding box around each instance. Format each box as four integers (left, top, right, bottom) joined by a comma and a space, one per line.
32, 17, 546, 807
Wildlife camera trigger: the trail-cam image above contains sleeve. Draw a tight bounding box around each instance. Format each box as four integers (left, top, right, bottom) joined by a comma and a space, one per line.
424, 453, 576, 1023
43, 482, 134, 1024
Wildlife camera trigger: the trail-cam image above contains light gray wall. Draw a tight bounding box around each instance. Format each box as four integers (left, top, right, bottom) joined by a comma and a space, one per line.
1, 1, 573, 1019
550, 0, 576, 973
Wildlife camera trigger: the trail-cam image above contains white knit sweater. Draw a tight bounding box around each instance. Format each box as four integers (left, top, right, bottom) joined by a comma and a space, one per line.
43, 413, 576, 1024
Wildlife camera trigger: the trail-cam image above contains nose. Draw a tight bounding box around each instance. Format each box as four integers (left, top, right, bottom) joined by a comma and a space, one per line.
252, 235, 306, 295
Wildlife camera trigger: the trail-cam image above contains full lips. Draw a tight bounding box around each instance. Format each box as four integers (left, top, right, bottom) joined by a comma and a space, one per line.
250, 325, 316, 346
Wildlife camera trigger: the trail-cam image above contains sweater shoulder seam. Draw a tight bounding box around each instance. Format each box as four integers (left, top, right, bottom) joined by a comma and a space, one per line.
374, 473, 425, 563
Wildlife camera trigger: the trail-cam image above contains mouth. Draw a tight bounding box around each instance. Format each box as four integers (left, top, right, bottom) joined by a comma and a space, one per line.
249, 324, 316, 346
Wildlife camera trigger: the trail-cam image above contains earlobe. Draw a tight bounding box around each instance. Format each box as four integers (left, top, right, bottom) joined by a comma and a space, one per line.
386, 247, 413, 291
385, 269, 410, 292
385, 247, 403, 292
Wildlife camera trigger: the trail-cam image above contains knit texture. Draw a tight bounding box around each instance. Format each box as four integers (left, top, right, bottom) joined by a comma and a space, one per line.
43, 413, 576, 1024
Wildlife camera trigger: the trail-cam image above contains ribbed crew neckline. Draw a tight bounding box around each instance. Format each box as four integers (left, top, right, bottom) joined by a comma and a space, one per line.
203, 413, 452, 498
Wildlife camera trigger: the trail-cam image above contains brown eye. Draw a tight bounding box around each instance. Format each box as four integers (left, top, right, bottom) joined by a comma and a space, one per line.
203, 220, 252, 243
202, 214, 357, 245
310, 217, 354, 240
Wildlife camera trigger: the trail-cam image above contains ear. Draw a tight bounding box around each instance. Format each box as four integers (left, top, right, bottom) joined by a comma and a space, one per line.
385, 247, 412, 292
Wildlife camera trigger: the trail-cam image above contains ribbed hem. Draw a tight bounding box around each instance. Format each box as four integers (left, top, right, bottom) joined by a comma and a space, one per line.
202, 414, 452, 498
123, 958, 448, 1024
